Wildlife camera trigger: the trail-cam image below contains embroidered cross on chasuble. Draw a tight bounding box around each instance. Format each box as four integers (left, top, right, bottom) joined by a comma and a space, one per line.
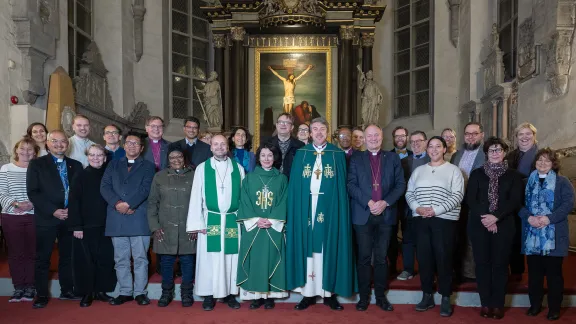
204, 161, 241, 254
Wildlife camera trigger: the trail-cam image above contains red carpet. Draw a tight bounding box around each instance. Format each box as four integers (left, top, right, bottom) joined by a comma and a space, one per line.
1, 298, 576, 323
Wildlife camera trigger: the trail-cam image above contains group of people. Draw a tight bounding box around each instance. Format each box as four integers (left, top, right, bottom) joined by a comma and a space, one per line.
0, 112, 573, 321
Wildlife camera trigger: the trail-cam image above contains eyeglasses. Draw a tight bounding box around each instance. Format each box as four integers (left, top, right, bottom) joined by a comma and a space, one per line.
536, 158, 552, 164
104, 131, 119, 135
277, 121, 293, 126
88, 153, 106, 158
148, 124, 164, 130
184, 126, 199, 130
169, 155, 184, 160
298, 128, 309, 133
125, 141, 141, 147
50, 139, 68, 144
443, 135, 456, 140
338, 134, 351, 139
410, 139, 425, 145
488, 148, 504, 154
465, 132, 481, 137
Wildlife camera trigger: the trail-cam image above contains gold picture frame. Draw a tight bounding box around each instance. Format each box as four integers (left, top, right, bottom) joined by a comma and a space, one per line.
254, 47, 332, 149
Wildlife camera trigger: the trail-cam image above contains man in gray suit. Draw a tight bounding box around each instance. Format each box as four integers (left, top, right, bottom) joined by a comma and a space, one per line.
450, 122, 486, 282
101, 133, 156, 306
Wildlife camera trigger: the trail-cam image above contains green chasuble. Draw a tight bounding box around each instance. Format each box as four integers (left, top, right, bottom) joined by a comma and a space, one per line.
286, 143, 356, 297
237, 166, 288, 293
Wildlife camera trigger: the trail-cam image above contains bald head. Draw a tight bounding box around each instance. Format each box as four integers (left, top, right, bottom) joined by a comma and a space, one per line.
210, 134, 229, 159
364, 124, 383, 152
47, 130, 69, 157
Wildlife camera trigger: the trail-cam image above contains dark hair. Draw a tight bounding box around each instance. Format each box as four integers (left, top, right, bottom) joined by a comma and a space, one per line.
427, 136, 447, 148
352, 126, 364, 133
124, 131, 143, 144
228, 126, 253, 151
183, 116, 201, 127
410, 130, 427, 140
337, 126, 352, 134
146, 116, 164, 126
102, 124, 122, 134
26, 122, 48, 138
483, 136, 509, 155
533, 147, 561, 173
464, 122, 484, 133
392, 126, 409, 138
277, 112, 294, 123
256, 143, 282, 169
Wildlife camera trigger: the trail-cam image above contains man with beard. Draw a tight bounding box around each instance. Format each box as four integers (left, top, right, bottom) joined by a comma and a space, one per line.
67, 115, 95, 168
396, 131, 430, 281
337, 127, 354, 162
287, 117, 355, 311
450, 122, 486, 282
390, 126, 413, 159
266, 113, 304, 178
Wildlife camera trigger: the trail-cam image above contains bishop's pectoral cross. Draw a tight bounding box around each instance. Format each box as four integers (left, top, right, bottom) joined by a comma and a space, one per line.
373, 182, 379, 191
314, 168, 322, 180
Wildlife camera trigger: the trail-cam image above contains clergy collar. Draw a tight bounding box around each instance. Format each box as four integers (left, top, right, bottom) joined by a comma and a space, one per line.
368, 150, 381, 156
50, 154, 65, 163
213, 156, 228, 162
313, 142, 327, 151
343, 147, 352, 154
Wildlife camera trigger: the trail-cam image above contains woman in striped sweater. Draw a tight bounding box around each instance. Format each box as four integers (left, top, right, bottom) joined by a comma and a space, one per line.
0, 137, 39, 302
405, 136, 465, 317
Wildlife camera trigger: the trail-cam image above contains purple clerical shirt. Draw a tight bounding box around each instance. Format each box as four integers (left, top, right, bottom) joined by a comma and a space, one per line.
149, 139, 161, 171
368, 151, 383, 202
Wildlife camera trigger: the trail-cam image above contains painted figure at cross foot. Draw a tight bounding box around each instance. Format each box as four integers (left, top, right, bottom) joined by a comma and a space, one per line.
186, 135, 246, 311
286, 117, 355, 311
268, 64, 313, 113
237, 143, 289, 309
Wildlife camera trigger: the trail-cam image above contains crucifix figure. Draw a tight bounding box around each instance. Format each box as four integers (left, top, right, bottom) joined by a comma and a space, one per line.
308, 272, 316, 281
314, 168, 322, 180
268, 59, 314, 113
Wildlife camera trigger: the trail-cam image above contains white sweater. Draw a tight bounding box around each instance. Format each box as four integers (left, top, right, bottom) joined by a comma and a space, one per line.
405, 162, 464, 221
0, 163, 33, 214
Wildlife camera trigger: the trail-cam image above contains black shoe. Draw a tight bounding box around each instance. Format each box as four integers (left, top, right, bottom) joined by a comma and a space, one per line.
294, 296, 316, 310
135, 294, 150, 306
415, 293, 435, 311
323, 295, 343, 311
480, 306, 491, 318
80, 294, 94, 307
202, 296, 216, 311
376, 297, 394, 311
223, 295, 240, 309
547, 311, 560, 321
157, 284, 174, 307
59, 291, 82, 300
180, 283, 194, 308
264, 299, 275, 309
440, 296, 453, 317
110, 295, 134, 305
94, 292, 113, 302
250, 298, 265, 309
32, 296, 49, 309
356, 298, 369, 311
526, 306, 542, 316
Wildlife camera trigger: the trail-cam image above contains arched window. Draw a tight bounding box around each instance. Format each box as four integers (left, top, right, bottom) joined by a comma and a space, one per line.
68, 0, 93, 76
498, 0, 518, 81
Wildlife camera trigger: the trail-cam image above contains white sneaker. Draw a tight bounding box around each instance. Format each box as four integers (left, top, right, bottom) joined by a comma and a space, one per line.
396, 271, 414, 280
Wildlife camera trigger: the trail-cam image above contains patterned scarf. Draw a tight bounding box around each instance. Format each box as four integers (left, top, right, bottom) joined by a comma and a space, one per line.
524, 170, 556, 255
483, 161, 508, 212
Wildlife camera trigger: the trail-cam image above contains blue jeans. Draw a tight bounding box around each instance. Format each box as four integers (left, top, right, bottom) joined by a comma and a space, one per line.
160, 254, 195, 285
401, 215, 416, 274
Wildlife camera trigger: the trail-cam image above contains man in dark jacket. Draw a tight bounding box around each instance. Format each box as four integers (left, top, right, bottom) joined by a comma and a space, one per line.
266, 113, 304, 179
168, 116, 212, 170
142, 116, 170, 172
27, 130, 83, 308
101, 133, 156, 306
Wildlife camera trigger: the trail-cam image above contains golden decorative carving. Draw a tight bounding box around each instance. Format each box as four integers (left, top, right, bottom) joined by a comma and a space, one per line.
340, 25, 355, 40
230, 26, 246, 42
213, 34, 227, 48
361, 32, 375, 47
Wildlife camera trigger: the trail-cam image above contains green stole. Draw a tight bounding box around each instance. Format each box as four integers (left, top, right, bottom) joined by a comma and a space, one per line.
205, 159, 241, 254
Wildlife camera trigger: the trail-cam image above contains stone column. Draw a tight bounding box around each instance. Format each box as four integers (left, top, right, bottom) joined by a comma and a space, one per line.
338, 26, 354, 128
491, 100, 499, 136
230, 27, 246, 128
361, 32, 375, 72
213, 34, 227, 129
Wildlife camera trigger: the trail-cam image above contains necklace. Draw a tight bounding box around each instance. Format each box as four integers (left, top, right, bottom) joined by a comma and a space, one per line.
313, 155, 323, 180
429, 161, 445, 173
257, 172, 275, 210
370, 153, 382, 190
214, 159, 229, 193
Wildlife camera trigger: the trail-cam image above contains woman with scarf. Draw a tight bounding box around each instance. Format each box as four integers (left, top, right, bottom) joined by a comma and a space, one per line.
520, 148, 574, 321
228, 126, 256, 173
466, 137, 524, 319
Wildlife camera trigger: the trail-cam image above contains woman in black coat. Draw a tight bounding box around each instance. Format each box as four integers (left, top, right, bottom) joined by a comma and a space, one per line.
467, 137, 524, 319
68, 144, 116, 307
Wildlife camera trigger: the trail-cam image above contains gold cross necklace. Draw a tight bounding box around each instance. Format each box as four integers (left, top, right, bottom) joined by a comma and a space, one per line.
370, 153, 381, 191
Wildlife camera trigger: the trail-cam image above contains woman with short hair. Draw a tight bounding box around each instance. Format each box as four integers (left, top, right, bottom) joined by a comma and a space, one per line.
467, 137, 524, 319
406, 136, 464, 317
0, 137, 39, 302
520, 148, 574, 321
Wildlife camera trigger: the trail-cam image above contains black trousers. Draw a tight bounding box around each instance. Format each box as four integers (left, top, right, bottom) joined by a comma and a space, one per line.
416, 217, 456, 296
354, 215, 393, 299
469, 223, 514, 308
35, 223, 74, 297
453, 204, 469, 278
509, 216, 525, 274
73, 227, 117, 295
387, 224, 399, 272
527, 255, 564, 312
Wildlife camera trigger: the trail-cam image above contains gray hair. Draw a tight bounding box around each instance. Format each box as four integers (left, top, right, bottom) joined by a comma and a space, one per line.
310, 117, 329, 128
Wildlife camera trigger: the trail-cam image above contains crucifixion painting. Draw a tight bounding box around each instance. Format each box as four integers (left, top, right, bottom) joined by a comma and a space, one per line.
267, 59, 314, 113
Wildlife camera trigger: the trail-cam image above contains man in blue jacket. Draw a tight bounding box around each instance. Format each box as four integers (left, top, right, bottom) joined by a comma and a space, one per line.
101, 132, 156, 306
347, 124, 406, 312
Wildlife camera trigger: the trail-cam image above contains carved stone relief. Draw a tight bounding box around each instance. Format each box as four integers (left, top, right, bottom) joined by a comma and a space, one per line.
213, 34, 227, 48
74, 43, 113, 112
361, 33, 374, 47
482, 24, 505, 91
447, 0, 460, 48
230, 27, 246, 42
517, 18, 536, 81
132, 0, 146, 62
